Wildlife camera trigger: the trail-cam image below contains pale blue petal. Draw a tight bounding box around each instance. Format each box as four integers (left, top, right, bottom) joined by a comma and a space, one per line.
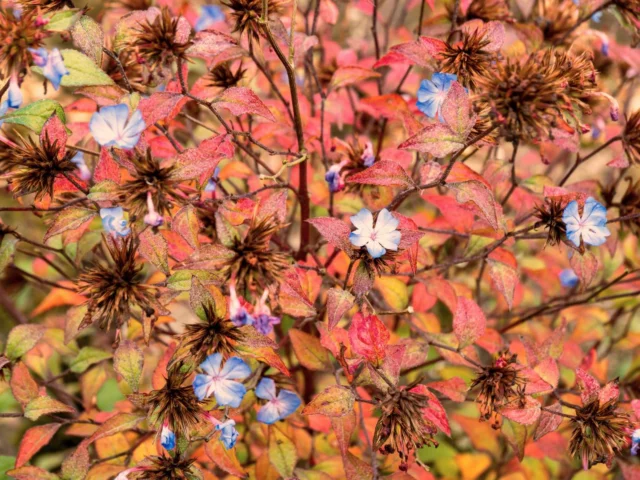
256, 401, 281, 424
200, 353, 223, 376
349, 232, 370, 247
562, 200, 581, 226
275, 390, 301, 419
7, 80, 22, 109
566, 230, 581, 247
416, 97, 438, 118
193, 374, 214, 400
118, 109, 145, 149
350, 209, 374, 231
219, 424, 239, 449
366, 240, 386, 258
219, 356, 251, 380
214, 379, 246, 408
255, 378, 277, 401
375, 208, 399, 234
582, 197, 608, 226
376, 230, 401, 250
581, 224, 610, 246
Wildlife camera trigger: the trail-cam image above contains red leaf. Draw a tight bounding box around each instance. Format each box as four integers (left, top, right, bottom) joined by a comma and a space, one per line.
279, 268, 317, 318
534, 402, 564, 440
329, 66, 381, 90
501, 398, 541, 425
326, 287, 355, 330
446, 164, 499, 230
173, 205, 201, 249
442, 81, 475, 137
453, 297, 486, 348
331, 410, 358, 456
94, 147, 120, 183
426, 377, 468, 402
384, 36, 446, 68
308, 217, 353, 254
16, 423, 62, 468
213, 87, 276, 122
187, 30, 244, 66
398, 123, 465, 158
348, 312, 389, 365
346, 161, 414, 188
411, 385, 451, 436
570, 250, 599, 288
359, 94, 423, 135
172, 134, 234, 184
137, 92, 185, 126
575, 368, 600, 404
598, 379, 620, 404
487, 255, 518, 310
10, 362, 40, 408
40, 114, 68, 159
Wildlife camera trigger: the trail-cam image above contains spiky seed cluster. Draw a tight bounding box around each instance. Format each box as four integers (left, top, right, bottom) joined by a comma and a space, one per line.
0, 9, 46, 77
116, 150, 181, 218
477, 49, 597, 141
534, 0, 580, 44
224, 216, 290, 288
6, 135, 77, 201
77, 236, 158, 331
439, 27, 498, 90
569, 397, 633, 469
207, 63, 246, 89
132, 455, 198, 480
221, 0, 287, 40
470, 350, 526, 428
105, 50, 148, 93
108, 0, 152, 12
373, 388, 438, 470
176, 303, 244, 364
622, 110, 640, 164
534, 199, 567, 246
18, 0, 72, 14
449, 0, 513, 23
129, 7, 193, 75
607, 178, 640, 234
146, 363, 203, 437
316, 58, 338, 89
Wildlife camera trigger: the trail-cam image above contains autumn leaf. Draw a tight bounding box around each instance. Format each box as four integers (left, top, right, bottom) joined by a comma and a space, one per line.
326, 287, 355, 330
5, 325, 45, 361
113, 341, 144, 392
290, 328, 329, 371
212, 87, 276, 122
329, 66, 381, 90
346, 161, 414, 188
302, 385, 355, 417
348, 312, 389, 365
205, 439, 246, 477
268, 426, 297, 478
24, 396, 76, 421
533, 402, 564, 440
137, 92, 185, 126
16, 423, 62, 468
398, 123, 465, 158
453, 297, 486, 348
307, 217, 354, 254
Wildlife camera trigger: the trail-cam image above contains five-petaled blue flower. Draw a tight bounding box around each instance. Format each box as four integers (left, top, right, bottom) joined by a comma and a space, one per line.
255, 378, 301, 425
416, 73, 458, 121
29, 48, 69, 90
195, 5, 225, 31
90, 104, 146, 150
160, 423, 176, 450
562, 197, 610, 247
100, 207, 131, 237
559, 268, 579, 288
193, 353, 251, 407
349, 208, 401, 259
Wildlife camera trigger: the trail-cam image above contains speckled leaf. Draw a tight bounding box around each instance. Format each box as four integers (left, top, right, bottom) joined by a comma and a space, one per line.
533, 402, 563, 440
326, 288, 355, 330
570, 250, 599, 288
70, 347, 112, 373
442, 81, 475, 137
329, 66, 381, 90
453, 297, 486, 348
61, 440, 90, 480
139, 228, 169, 274
487, 258, 518, 310
16, 423, 62, 468
302, 385, 355, 417
10, 362, 40, 407
268, 426, 297, 478
57, 49, 114, 86
71, 16, 104, 64
213, 87, 276, 121
44, 207, 96, 243
0, 235, 18, 273
24, 396, 76, 421
279, 269, 317, 318
398, 123, 465, 158
1, 99, 66, 133
173, 205, 201, 249
87, 413, 145, 443
307, 217, 353, 254
7, 466, 60, 480
346, 161, 414, 188
114, 341, 144, 392
5, 325, 45, 361
138, 92, 184, 126
348, 313, 389, 364
290, 328, 328, 371
501, 397, 541, 425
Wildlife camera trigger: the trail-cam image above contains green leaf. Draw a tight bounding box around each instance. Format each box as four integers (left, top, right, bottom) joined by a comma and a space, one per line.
24, 396, 76, 421
45, 8, 82, 32
5, 325, 45, 361
37, 50, 113, 87
114, 341, 144, 392
0, 456, 15, 480
0, 100, 66, 133
268, 426, 297, 478
0, 236, 18, 274
166, 269, 224, 291
69, 347, 112, 373
44, 207, 97, 242
71, 16, 104, 65
96, 378, 125, 412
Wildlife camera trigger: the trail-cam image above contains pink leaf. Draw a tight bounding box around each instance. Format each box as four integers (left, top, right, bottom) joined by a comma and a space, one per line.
446, 165, 499, 230
308, 217, 353, 254
279, 268, 317, 318
213, 87, 276, 122
570, 250, 599, 288
598, 379, 620, 404
137, 92, 185, 126
442, 81, 475, 137
411, 385, 451, 436
172, 134, 234, 184
575, 368, 601, 405
40, 114, 68, 159
329, 66, 381, 90
348, 312, 389, 365
385, 37, 446, 68
398, 123, 465, 158
486, 256, 518, 310
453, 297, 486, 348
534, 402, 564, 440
426, 377, 468, 402
94, 147, 120, 183
187, 30, 244, 66
346, 161, 414, 188
326, 288, 355, 330
501, 398, 541, 425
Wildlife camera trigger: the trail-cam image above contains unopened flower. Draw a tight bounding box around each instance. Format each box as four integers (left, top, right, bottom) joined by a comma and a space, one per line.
229, 283, 254, 327
325, 160, 348, 193
534, 199, 567, 246
100, 207, 131, 237
29, 47, 68, 90
195, 4, 225, 31
563, 197, 610, 247
204, 166, 221, 193
253, 290, 280, 335
192, 353, 251, 407
7, 75, 22, 108
90, 104, 146, 150
416, 73, 457, 121
70, 152, 91, 181
204, 414, 240, 449
559, 268, 579, 288
143, 192, 164, 227
176, 302, 243, 364
470, 350, 526, 428
146, 363, 203, 437
160, 422, 176, 450
255, 377, 301, 424
349, 208, 401, 259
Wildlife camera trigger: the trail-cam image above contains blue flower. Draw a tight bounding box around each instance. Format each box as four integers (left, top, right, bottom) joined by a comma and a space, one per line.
632, 429, 640, 455
563, 197, 610, 247
195, 5, 225, 31
325, 162, 346, 193
7, 76, 22, 109
361, 141, 375, 167
100, 207, 131, 237
216, 419, 240, 449
89, 104, 146, 150
416, 73, 458, 121
592, 11, 603, 22
559, 268, 579, 288
253, 290, 280, 335
229, 283, 254, 327
349, 208, 401, 259
71, 152, 91, 181
29, 48, 69, 90
160, 423, 176, 450
192, 353, 251, 407
255, 378, 301, 425
205, 166, 221, 193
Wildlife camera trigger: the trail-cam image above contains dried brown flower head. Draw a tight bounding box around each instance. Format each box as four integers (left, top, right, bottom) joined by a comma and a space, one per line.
146, 363, 203, 437
534, 199, 567, 246
470, 350, 526, 428
439, 26, 499, 90
373, 387, 438, 469
477, 49, 597, 141
104, 50, 148, 93
107, 0, 152, 12
448, 0, 513, 23
132, 455, 198, 480
0, 8, 46, 76
316, 58, 338, 89
77, 236, 159, 331
534, 0, 580, 44
6, 135, 77, 201
569, 396, 632, 469
222, 0, 287, 40
18, 0, 73, 14
207, 62, 246, 89
176, 303, 244, 364
116, 149, 181, 218
610, 178, 640, 234
622, 110, 640, 164
128, 7, 193, 76
223, 216, 290, 288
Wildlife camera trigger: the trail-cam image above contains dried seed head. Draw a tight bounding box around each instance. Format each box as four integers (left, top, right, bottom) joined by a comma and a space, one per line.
569, 397, 633, 469
176, 303, 244, 364
77, 236, 159, 331
145, 363, 203, 437
18, 0, 73, 14
534, 199, 567, 247
373, 388, 438, 463
534, 0, 581, 44
221, 0, 287, 40
449, 0, 514, 23
622, 110, 640, 165
207, 62, 246, 89
0, 8, 46, 77
5, 134, 77, 201
470, 350, 526, 428
609, 177, 640, 234
107, 0, 152, 12
131, 455, 198, 480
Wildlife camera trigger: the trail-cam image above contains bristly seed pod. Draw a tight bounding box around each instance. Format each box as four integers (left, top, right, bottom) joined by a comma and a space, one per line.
534, 199, 567, 247
207, 62, 246, 89
221, 0, 287, 41
0, 8, 47, 77
130, 455, 199, 479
